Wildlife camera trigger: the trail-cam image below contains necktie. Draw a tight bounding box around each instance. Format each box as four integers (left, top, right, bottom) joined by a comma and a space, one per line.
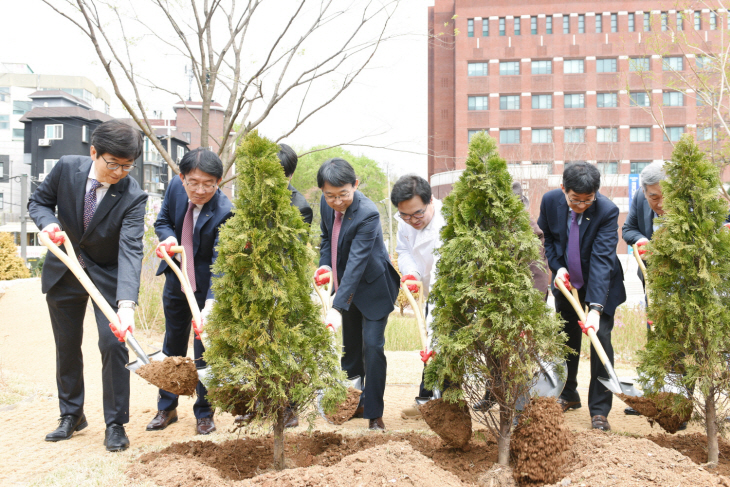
79, 179, 103, 268
331, 211, 343, 291
567, 210, 584, 290
182, 202, 197, 292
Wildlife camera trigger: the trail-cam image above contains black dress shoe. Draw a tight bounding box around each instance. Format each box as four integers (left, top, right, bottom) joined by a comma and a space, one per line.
45, 414, 88, 442
591, 415, 611, 431
283, 407, 299, 428
624, 406, 641, 416
104, 424, 129, 452
146, 409, 178, 431
196, 417, 216, 435
678, 421, 688, 431
369, 417, 386, 431
557, 398, 582, 412
473, 399, 495, 412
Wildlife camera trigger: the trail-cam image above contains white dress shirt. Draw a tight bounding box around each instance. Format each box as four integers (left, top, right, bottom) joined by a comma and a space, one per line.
189, 201, 203, 227
86, 163, 111, 206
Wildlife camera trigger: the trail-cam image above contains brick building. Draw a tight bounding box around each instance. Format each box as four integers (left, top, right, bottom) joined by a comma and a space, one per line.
428, 0, 728, 251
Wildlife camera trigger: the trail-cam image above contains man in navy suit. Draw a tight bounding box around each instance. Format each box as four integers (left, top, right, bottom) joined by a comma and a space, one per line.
147, 148, 232, 435
538, 162, 626, 431
313, 158, 400, 431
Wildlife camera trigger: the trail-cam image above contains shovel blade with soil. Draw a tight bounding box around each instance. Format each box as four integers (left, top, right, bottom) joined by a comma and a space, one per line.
136, 356, 199, 396
618, 392, 692, 434
419, 398, 472, 449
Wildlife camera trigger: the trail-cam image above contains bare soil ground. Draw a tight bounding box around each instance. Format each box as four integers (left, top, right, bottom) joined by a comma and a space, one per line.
1, 279, 728, 486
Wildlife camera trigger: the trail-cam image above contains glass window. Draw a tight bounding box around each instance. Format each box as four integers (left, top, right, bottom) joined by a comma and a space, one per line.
697, 127, 715, 141
611, 13, 618, 32
663, 56, 684, 71
629, 57, 650, 71
0, 193, 3, 211
468, 96, 489, 110
468, 19, 474, 37
630, 127, 651, 141
677, 12, 683, 31
711, 11, 717, 30
628, 13, 635, 32
597, 128, 618, 142
45, 124, 63, 139
579, 14, 585, 33
0, 87, 9, 102
483, 18, 489, 36
531, 60, 552, 74
532, 129, 552, 143
696, 55, 714, 70
500, 61, 520, 75
82, 125, 89, 143
563, 16, 570, 34
564, 94, 585, 108
12, 100, 32, 115
44, 159, 59, 173
531, 16, 537, 34
12, 128, 24, 140
564, 59, 585, 73
468, 130, 486, 142
664, 126, 685, 141
597, 93, 618, 107
631, 161, 651, 173
468, 63, 489, 76
499, 17, 506, 36
515, 17, 521, 35
0, 115, 8, 130
532, 94, 553, 109
596, 58, 617, 72
598, 162, 618, 174
596, 14, 603, 33
663, 92, 684, 106
500, 129, 520, 144
694, 11, 701, 30
564, 128, 586, 143
644, 12, 651, 31
499, 95, 520, 110
630, 92, 651, 106
546, 15, 553, 34
661, 12, 668, 31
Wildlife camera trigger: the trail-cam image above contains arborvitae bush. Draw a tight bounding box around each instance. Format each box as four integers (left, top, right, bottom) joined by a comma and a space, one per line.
0, 232, 30, 280
425, 132, 567, 466
204, 131, 345, 470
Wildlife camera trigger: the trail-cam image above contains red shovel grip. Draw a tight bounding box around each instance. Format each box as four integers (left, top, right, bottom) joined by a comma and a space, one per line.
420, 349, 435, 363
192, 319, 202, 341
109, 322, 126, 343
577, 320, 596, 336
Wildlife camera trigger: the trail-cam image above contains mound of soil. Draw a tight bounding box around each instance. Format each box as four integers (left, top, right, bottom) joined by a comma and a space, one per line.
137, 356, 198, 395
420, 398, 472, 449
511, 397, 572, 485
325, 387, 362, 425
648, 432, 730, 476
618, 392, 692, 434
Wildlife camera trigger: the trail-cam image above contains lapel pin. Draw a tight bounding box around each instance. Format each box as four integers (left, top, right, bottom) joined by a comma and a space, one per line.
111, 194, 116, 197
586, 218, 590, 221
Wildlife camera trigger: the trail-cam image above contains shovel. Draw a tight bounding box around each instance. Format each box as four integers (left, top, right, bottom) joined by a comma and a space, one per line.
39, 231, 166, 377
554, 277, 642, 397
632, 243, 655, 332
158, 245, 211, 386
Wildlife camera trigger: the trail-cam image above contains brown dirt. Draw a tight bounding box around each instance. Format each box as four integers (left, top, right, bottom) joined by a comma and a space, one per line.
419, 398, 472, 449
647, 432, 730, 476
136, 356, 199, 396
511, 397, 573, 485
326, 387, 362, 425
618, 392, 692, 434
478, 465, 518, 487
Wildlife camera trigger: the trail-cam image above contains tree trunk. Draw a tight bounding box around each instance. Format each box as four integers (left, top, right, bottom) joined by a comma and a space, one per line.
706, 389, 719, 465
273, 408, 286, 471
497, 406, 512, 466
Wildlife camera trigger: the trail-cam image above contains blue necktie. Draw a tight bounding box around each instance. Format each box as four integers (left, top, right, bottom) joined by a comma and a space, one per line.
567, 210, 584, 290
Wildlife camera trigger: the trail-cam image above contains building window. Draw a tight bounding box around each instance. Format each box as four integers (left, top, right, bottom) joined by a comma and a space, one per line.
468, 63, 489, 76
644, 12, 651, 31
564, 93, 585, 108
500, 61, 520, 75
611, 13, 618, 32
532, 94, 553, 109
12, 128, 24, 140
596, 14, 603, 33
663, 56, 684, 71
628, 13, 635, 32
499, 17, 506, 36
564, 59, 585, 74
0, 193, 3, 210
177, 146, 185, 162
500, 129, 520, 144
0, 160, 3, 178
597, 93, 618, 108
696, 56, 714, 70
630, 127, 652, 141
579, 14, 585, 33
144, 165, 162, 194
629, 57, 650, 71
82, 125, 89, 143
468, 19, 474, 37
677, 12, 683, 31
45, 124, 63, 139
514, 17, 521, 35
697, 127, 715, 141
597, 128, 618, 142
664, 126, 685, 141
531, 60, 552, 74
183, 132, 191, 143
44, 159, 59, 174
499, 95, 520, 110
468, 96, 489, 110
630, 92, 651, 106
12, 100, 31, 115
596, 58, 617, 73
663, 91, 684, 106
564, 128, 586, 143
598, 162, 618, 174
546, 15, 553, 34
631, 161, 651, 173
711, 11, 718, 30
563, 15, 570, 34
531, 16, 537, 34
0, 115, 8, 130
468, 130, 486, 142
694, 11, 701, 30
483, 18, 489, 36
661, 12, 668, 31
0, 87, 9, 102
532, 129, 552, 143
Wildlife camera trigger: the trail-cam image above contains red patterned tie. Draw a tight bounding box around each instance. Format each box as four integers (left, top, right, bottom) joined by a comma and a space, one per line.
331, 211, 343, 291
78, 179, 103, 268
181, 202, 197, 292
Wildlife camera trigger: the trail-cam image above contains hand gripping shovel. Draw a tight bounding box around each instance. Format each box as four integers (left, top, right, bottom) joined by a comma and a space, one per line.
400, 280, 441, 403
158, 245, 211, 386
632, 243, 655, 332
554, 277, 642, 397
39, 231, 166, 378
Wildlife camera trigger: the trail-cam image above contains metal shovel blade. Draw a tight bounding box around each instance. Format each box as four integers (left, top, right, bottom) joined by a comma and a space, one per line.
598, 375, 643, 397
125, 349, 166, 374
530, 359, 567, 399
316, 375, 363, 423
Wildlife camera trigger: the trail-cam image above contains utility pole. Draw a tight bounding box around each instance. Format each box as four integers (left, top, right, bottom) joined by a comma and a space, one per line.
20, 173, 27, 261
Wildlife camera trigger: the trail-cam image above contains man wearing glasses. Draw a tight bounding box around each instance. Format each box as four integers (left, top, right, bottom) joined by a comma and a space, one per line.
537, 161, 626, 432
149, 148, 232, 435
29, 119, 147, 451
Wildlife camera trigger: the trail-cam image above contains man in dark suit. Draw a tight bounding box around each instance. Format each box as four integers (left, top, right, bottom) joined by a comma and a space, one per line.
538, 162, 626, 431
147, 148, 232, 435
278, 143, 313, 225
28, 119, 146, 451
313, 158, 400, 431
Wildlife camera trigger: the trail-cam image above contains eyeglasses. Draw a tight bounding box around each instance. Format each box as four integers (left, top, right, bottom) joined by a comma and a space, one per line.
323, 191, 352, 203
101, 154, 135, 172
398, 206, 428, 222
566, 195, 596, 207
183, 178, 218, 193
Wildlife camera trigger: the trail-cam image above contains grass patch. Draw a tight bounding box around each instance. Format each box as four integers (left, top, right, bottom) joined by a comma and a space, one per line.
0, 371, 49, 406
386, 312, 422, 351
30, 455, 156, 487
580, 303, 647, 364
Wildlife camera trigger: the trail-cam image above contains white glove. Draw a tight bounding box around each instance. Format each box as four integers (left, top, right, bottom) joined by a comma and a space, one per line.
117, 304, 136, 335
42, 223, 64, 244
314, 265, 332, 286
200, 299, 214, 327
325, 308, 342, 333
156, 236, 178, 258
636, 237, 649, 245
635, 238, 649, 261
555, 267, 570, 288
584, 309, 601, 334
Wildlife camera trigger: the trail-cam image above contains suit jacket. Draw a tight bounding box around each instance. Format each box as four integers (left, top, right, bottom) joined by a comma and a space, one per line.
537, 189, 626, 315
289, 183, 313, 225
154, 176, 233, 300
28, 155, 147, 304
622, 190, 654, 245
319, 191, 400, 321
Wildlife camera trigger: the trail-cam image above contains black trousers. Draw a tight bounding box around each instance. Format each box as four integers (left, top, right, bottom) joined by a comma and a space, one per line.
341, 303, 388, 419
554, 287, 615, 417
157, 276, 212, 418
46, 270, 130, 426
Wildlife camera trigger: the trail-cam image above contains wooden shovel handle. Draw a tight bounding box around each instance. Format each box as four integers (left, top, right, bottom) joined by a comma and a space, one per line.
632, 244, 648, 282
159, 246, 202, 336
401, 280, 430, 359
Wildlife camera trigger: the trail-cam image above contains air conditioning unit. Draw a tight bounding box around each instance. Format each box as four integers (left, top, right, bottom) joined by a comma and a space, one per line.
38, 138, 51, 147
38, 173, 46, 182
157, 182, 165, 191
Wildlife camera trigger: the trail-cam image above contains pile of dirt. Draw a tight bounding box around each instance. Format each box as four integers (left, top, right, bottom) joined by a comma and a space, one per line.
511, 397, 572, 485
648, 432, 730, 476
618, 392, 692, 434
325, 387, 362, 425
137, 356, 198, 395
420, 398, 472, 449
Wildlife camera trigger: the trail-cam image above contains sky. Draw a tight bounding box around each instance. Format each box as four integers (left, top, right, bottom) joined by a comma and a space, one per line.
2, 0, 430, 180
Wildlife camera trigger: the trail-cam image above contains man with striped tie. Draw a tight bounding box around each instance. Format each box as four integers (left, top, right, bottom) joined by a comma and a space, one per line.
149, 148, 232, 435
28, 120, 147, 451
